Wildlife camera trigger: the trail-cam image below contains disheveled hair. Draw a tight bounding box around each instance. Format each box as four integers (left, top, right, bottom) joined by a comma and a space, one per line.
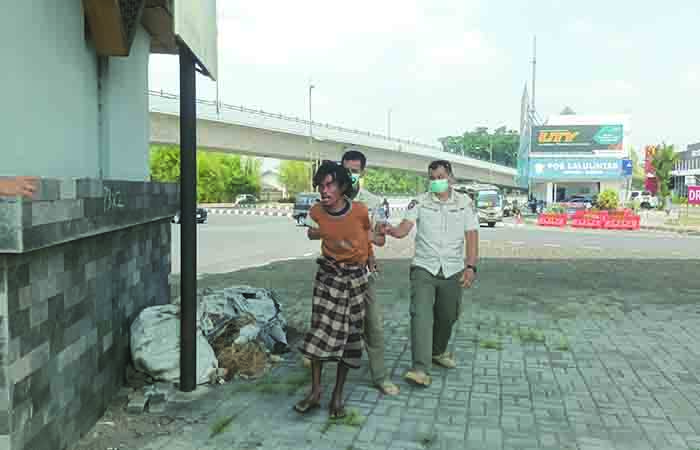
313, 160, 354, 197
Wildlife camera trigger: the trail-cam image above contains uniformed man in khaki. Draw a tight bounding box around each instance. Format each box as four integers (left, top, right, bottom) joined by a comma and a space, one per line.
383, 160, 479, 387
305, 150, 400, 396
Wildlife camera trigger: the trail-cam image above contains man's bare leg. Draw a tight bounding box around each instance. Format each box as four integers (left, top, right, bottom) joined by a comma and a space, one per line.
329, 362, 350, 418
294, 359, 322, 413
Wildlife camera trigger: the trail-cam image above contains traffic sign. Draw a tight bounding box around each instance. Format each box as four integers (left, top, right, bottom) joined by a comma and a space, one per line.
621, 159, 633, 176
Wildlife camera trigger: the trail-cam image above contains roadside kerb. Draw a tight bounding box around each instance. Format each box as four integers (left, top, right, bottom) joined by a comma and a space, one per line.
204, 207, 409, 218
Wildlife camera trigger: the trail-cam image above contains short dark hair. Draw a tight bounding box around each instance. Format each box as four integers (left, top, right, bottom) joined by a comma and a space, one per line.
428, 160, 453, 176
313, 160, 354, 196
341, 149, 367, 170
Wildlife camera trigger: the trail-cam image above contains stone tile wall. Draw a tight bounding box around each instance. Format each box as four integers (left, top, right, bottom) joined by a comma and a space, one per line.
0, 220, 171, 450
0, 178, 179, 450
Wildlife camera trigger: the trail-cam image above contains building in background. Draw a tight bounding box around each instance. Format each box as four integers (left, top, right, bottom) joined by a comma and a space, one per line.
527, 114, 632, 204
671, 142, 700, 197
260, 169, 287, 201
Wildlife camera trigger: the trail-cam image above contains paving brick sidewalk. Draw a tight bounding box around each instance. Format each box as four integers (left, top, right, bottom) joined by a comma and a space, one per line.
72, 241, 700, 450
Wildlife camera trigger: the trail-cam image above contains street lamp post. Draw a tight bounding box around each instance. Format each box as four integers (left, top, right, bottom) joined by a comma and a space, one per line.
308, 82, 315, 144
387, 108, 392, 138
489, 137, 493, 184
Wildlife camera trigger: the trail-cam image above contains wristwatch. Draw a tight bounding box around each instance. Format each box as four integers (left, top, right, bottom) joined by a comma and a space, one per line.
466, 264, 477, 274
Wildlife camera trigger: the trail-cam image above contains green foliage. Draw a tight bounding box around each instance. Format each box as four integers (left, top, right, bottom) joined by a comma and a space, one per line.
149, 145, 261, 203
629, 148, 646, 190
652, 143, 680, 205
626, 199, 641, 213
545, 204, 566, 214
439, 126, 519, 167
597, 189, 619, 210
479, 339, 503, 350
672, 194, 688, 205
560, 106, 576, 115
279, 160, 311, 195
149, 145, 181, 182
517, 327, 546, 344
362, 168, 426, 195
210, 415, 235, 437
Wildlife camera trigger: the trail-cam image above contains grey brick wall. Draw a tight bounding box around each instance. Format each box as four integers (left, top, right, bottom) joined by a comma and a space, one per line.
0, 219, 172, 450
0, 178, 179, 253
0, 177, 179, 450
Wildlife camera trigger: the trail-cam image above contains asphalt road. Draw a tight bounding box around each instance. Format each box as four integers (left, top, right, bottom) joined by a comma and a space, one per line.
171, 215, 699, 275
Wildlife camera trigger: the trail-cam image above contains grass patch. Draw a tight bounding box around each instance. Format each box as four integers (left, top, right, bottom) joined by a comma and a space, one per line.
210, 415, 235, 438
554, 336, 571, 351
517, 327, 546, 344
479, 339, 503, 350
321, 409, 366, 434
236, 371, 308, 395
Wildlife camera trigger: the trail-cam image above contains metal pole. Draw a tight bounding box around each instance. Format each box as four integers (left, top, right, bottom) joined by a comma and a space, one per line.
308, 82, 314, 144
387, 108, 392, 138
215, 79, 220, 117
178, 42, 197, 393
531, 35, 537, 115
489, 137, 493, 184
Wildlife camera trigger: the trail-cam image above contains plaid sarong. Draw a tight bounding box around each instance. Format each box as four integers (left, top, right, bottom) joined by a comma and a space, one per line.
300, 257, 369, 369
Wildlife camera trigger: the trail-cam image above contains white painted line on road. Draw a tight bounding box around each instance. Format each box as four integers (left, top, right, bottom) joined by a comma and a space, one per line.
544, 243, 561, 248
303, 252, 314, 257
582, 246, 602, 251
508, 241, 525, 246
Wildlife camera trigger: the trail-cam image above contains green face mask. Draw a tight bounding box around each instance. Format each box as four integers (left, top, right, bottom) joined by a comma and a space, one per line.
429, 179, 449, 193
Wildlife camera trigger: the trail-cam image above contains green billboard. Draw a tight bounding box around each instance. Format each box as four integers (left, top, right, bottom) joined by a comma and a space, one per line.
530, 124, 623, 154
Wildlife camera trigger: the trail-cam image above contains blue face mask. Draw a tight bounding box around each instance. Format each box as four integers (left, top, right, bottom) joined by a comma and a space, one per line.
429, 179, 449, 193
350, 174, 360, 187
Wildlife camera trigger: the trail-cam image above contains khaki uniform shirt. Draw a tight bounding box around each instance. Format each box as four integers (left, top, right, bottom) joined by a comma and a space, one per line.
403, 190, 479, 278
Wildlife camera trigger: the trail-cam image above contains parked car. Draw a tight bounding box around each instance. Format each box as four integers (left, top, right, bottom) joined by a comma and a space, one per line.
172, 207, 208, 224
292, 192, 320, 225
234, 194, 257, 205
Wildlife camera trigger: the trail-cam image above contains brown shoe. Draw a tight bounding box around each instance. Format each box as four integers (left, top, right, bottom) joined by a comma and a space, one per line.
403, 370, 432, 387
432, 352, 456, 369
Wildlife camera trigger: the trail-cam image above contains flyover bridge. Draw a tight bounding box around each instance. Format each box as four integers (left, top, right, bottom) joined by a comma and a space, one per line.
149, 91, 518, 188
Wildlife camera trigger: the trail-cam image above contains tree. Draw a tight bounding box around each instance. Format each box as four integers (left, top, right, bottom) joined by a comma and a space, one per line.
651, 143, 680, 207
149, 145, 261, 203
560, 106, 576, 115
439, 127, 519, 168
279, 160, 311, 195
597, 189, 619, 210
629, 148, 645, 190
362, 168, 426, 195
150, 145, 181, 182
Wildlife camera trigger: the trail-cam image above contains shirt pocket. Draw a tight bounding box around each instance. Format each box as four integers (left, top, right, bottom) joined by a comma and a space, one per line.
418, 205, 442, 239
446, 207, 467, 239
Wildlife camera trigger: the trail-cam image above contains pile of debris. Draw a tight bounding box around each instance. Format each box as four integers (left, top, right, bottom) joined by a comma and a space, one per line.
130, 286, 291, 385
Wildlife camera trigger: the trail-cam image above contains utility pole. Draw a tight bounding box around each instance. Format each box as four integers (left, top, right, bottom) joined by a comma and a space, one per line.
308, 81, 314, 144
387, 108, 392, 138
215, 79, 220, 117
530, 35, 537, 116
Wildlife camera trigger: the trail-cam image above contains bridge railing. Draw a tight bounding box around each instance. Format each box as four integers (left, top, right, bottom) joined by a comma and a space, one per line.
148, 90, 516, 175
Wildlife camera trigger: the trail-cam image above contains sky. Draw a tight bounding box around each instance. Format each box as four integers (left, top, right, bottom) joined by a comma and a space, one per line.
149, 0, 699, 168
